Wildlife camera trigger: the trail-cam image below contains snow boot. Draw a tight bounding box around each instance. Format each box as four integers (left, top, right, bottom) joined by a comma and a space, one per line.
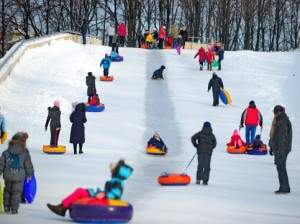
47, 203, 67, 216
196, 180, 200, 185
274, 190, 290, 194
4, 207, 10, 213
203, 182, 208, 186
79, 150, 84, 154
11, 209, 18, 214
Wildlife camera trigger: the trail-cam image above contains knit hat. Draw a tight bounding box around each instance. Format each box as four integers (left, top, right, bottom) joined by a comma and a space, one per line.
249, 100, 255, 106
161, 65, 166, 70
53, 100, 60, 107
203, 121, 211, 128
88, 72, 92, 76
273, 105, 285, 114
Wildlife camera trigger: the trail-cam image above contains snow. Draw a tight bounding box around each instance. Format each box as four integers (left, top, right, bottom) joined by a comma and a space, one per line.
0, 40, 299, 224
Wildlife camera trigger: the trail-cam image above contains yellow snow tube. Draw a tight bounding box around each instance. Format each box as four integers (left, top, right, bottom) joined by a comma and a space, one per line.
146, 146, 166, 155
223, 89, 232, 104
0, 132, 8, 144
42, 145, 66, 154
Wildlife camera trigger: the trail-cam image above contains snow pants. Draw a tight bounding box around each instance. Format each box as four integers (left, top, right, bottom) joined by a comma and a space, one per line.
50, 127, 60, 147
274, 151, 290, 192
212, 90, 220, 106
197, 152, 212, 183
4, 180, 23, 211
62, 188, 89, 209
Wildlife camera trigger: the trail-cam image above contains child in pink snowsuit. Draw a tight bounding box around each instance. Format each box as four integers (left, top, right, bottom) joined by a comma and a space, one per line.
227, 130, 246, 148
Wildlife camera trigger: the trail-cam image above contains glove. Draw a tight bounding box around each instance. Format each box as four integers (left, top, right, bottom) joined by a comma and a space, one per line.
269, 149, 273, 156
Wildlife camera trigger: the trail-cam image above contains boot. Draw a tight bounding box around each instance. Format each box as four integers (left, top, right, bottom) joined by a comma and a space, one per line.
4, 207, 10, 213
203, 182, 208, 186
74, 149, 77, 154
11, 209, 18, 214
196, 180, 201, 185
47, 203, 67, 217
79, 150, 84, 154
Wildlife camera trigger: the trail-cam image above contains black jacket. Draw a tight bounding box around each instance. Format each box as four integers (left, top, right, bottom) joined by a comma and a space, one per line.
208, 74, 224, 93
81, 20, 88, 34
70, 103, 87, 144
269, 112, 292, 152
45, 106, 61, 129
152, 68, 164, 80
179, 30, 188, 42
191, 127, 217, 154
147, 136, 167, 151
86, 74, 96, 96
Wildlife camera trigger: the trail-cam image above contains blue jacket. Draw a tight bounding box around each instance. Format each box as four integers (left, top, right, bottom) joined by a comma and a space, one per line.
218, 49, 224, 61
0, 113, 6, 135
100, 57, 111, 69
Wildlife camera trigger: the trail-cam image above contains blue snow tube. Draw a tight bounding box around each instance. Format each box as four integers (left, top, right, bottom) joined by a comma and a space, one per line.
23, 175, 37, 204
219, 90, 228, 104
86, 105, 105, 112
111, 55, 124, 62
246, 148, 268, 155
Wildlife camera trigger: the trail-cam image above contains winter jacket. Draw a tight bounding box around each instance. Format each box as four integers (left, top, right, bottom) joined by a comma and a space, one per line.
89, 95, 100, 106
194, 48, 206, 62
206, 50, 215, 63
100, 57, 111, 69
208, 74, 224, 93
269, 112, 292, 152
218, 49, 224, 61
70, 103, 87, 144
117, 23, 126, 37
107, 26, 115, 36
227, 133, 245, 148
191, 126, 217, 154
81, 20, 88, 35
0, 112, 6, 135
86, 74, 96, 96
147, 136, 167, 151
152, 31, 159, 41
240, 106, 263, 127
166, 35, 173, 46
0, 143, 34, 181
145, 33, 154, 43
179, 30, 188, 42
152, 68, 164, 80
45, 106, 61, 130
159, 27, 166, 39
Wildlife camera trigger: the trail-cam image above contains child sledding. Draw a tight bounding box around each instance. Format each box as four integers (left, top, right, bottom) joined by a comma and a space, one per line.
146, 131, 168, 155
85, 71, 105, 112
100, 54, 113, 81
152, 65, 166, 80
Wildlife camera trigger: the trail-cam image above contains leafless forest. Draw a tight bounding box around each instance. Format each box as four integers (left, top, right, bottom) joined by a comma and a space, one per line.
1, 0, 299, 56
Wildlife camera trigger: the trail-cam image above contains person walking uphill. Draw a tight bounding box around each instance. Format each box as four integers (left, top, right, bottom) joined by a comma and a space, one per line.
70, 103, 87, 155
100, 54, 111, 77
191, 122, 217, 185
0, 132, 34, 214
86, 72, 96, 103
269, 105, 292, 194
194, 47, 206, 70
117, 22, 126, 47
208, 72, 224, 106
240, 101, 263, 145
81, 19, 88, 45
217, 47, 224, 70
45, 100, 61, 147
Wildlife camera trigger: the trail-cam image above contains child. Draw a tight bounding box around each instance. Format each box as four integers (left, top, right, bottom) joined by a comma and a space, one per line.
88, 94, 103, 107
152, 65, 166, 80
47, 159, 133, 217
252, 135, 265, 149
191, 122, 217, 185
0, 132, 34, 214
45, 100, 61, 147
147, 131, 168, 152
227, 130, 246, 148
100, 54, 111, 77
194, 47, 206, 70
174, 35, 182, 55
206, 48, 215, 71
145, 31, 154, 48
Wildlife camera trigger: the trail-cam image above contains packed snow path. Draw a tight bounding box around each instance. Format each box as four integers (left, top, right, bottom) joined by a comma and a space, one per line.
0, 41, 299, 224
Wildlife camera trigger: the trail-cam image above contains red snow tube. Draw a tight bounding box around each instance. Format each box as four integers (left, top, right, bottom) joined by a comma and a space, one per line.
158, 173, 191, 186
100, 76, 114, 81
227, 145, 247, 154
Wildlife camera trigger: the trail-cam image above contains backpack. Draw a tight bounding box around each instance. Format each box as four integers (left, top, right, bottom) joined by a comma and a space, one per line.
7, 153, 21, 172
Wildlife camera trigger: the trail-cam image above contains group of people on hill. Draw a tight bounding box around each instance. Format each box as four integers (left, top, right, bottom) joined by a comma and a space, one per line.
194, 44, 224, 71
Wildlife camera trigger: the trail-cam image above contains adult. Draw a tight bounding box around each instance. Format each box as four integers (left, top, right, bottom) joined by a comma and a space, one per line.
152, 65, 166, 80
147, 131, 168, 152
194, 47, 207, 70
70, 103, 87, 154
208, 72, 224, 106
179, 28, 188, 49
217, 47, 224, 71
158, 26, 166, 49
117, 22, 126, 47
240, 101, 263, 145
81, 19, 88, 45
269, 105, 292, 194
0, 106, 6, 140
191, 122, 217, 185
107, 25, 115, 47
85, 72, 96, 103
45, 101, 61, 147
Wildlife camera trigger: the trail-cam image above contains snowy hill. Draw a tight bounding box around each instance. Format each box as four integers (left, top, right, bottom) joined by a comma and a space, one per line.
0, 40, 299, 224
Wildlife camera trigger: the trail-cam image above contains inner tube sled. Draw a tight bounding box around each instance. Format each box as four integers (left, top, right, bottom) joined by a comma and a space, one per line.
42, 145, 66, 154
0, 131, 8, 144
226, 145, 247, 154
246, 144, 268, 155
158, 173, 191, 186
146, 146, 166, 155
100, 76, 114, 81
86, 104, 105, 112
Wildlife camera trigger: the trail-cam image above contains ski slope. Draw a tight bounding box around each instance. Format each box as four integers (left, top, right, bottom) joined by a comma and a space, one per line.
0, 40, 299, 224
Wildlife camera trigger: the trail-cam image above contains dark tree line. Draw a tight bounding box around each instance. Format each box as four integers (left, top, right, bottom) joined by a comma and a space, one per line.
1, 0, 299, 57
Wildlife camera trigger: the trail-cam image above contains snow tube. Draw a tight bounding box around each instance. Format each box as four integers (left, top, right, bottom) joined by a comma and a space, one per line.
86, 104, 105, 112
212, 60, 219, 68
146, 146, 166, 155
164, 45, 172, 49
111, 56, 124, 62
141, 44, 149, 49
223, 89, 232, 104
0, 182, 4, 213
246, 145, 268, 155
158, 173, 191, 186
227, 145, 247, 154
42, 145, 66, 154
70, 198, 133, 223
23, 174, 37, 204
219, 90, 228, 104
0, 131, 8, 144
100, 76, 114, 81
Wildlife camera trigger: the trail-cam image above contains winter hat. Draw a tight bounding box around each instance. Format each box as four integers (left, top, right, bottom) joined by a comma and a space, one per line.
161, 65, 166, 70
203, 121, 211, 128
273, 105, 285, 114
88, 72, 92, 76
53, 100, 60, 107
249, 100, 256, 107
212, 72, 217, 78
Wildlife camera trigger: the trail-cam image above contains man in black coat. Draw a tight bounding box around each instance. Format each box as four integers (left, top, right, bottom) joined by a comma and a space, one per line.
179, 28, 188, 49
86, 72, 96, 102
269, 105, 293, 194
191, 122, 217, 185
208, 72, 224, 106
152, 65, 166, 80
217, 47, 224, 71
81, 19, 88, 45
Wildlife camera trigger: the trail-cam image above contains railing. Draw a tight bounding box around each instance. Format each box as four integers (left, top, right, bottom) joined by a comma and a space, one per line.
0, 31, 102, 84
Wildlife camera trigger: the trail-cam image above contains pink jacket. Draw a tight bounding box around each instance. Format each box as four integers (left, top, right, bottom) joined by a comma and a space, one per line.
117, 23, 126, 37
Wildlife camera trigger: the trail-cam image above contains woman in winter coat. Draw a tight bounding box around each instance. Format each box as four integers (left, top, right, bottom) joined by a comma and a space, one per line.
45, 101, 61, 147
70, 103, 87, 154
0, 132, 34, 214
47, 159, 133, 217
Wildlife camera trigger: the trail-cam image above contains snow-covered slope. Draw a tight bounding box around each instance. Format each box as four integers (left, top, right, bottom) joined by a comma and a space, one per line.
0, 40, 299, 224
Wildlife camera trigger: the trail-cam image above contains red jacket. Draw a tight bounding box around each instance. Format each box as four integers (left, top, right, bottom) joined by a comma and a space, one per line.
206, 50, 215, 63
195, 48, 206, 62
242, 107, 262, 126
89, 95, 100, 106
117, 23, 126, 37
227, 134, 246, 148
159, 27, 166, 39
